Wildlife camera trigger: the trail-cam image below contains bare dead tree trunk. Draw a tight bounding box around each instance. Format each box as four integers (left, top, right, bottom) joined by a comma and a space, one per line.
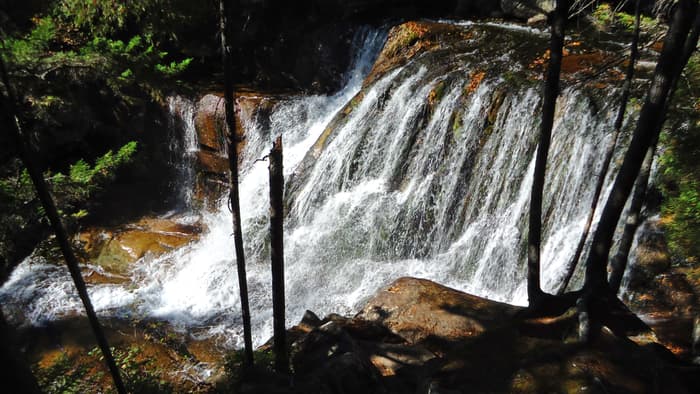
0, 59, 127, 394
269, 136, 288, 374
579, 0, 699, 342
557, 0, 642, 295
220, 0, 254, 365
608, 9, 700, 295
528, 0, 569, 305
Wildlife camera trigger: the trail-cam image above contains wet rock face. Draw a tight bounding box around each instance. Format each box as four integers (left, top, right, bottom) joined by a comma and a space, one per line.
189, 93, 276, 205
622, 218, 699, 360
228, 0, 561, 93
194, 94, 228, 154
79, 217, 201, 277
364, 21, 474, 87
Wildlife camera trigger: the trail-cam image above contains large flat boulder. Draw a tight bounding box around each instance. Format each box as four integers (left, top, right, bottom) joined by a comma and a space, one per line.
356, 277, 522, 343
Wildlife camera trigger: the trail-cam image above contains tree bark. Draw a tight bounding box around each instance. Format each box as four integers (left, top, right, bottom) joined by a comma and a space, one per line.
220, 0, 254, 366
579, 0, 699, 342
584, 0, 699, 292
0, 58, 127, 394
528, 0, 569, 305
608, 142, 655, 294
557, 0, 642, 295
608, 9, 700, 295
269, 136, 288, 374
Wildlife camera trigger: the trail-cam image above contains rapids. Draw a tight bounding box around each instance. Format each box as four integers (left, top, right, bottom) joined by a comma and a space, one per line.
0, 22, 634, 349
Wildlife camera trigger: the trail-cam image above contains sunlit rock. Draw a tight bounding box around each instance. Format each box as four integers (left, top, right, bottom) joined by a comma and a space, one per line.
357, 277, 521, 343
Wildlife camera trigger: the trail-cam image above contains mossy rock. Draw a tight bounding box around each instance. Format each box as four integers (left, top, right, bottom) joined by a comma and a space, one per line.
82, 217, 201, 276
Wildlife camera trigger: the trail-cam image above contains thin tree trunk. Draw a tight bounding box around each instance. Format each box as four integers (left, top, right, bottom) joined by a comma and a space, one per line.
608, 9, 700, 295
528, 0, 569, 305
557, 0, 642, 295
269, 136, 288, 374
608, 142, 655, 294
0, 59, 127, 394
584, 0, 697, 291
579, 0, 699, 341
220, 0, 254, 366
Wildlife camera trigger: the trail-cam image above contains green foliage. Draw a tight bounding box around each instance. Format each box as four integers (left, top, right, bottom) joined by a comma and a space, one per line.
592, 4, 614, 25
36, 346, 171, 394
83, 34, 193, 80
35, 352, 99, 394
592, 3, 658, 32
0, 141, 138, 230
55, 0, 158, 36
156, 57, 193, 76
1, 1, 194, 103
55, 141, 139, 207
77, 34, 192, 95
659, 53, 700, 264
91, 346, 173, 393
1, 16, 57, 65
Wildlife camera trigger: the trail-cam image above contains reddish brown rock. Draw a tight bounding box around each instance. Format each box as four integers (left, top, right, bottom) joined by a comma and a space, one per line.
196, 150, 229, 176
79, 217, 201, 277
365, 21, 472, 87
194, 94, 228, 153
356, 277, 521, 343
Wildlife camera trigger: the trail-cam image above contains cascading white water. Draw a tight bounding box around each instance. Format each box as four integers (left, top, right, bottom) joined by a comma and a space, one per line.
167, 95, 199, 209
0, 23, 632, 349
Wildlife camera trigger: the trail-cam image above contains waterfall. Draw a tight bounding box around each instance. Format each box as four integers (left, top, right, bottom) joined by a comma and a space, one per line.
167, 95, 199, 210
0, 23, 631, 350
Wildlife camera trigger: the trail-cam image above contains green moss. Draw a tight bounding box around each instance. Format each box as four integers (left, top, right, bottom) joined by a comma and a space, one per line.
592, 4, 614, 26
592, 3, 658, 32
452, 111, 464, 140
383, 22, 427, 58
428, 80, 447, 112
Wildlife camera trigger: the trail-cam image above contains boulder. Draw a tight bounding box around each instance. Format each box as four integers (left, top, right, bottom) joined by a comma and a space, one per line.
79, 217, 201, 277
244, 278, 699, 393
356, 277, 521, 344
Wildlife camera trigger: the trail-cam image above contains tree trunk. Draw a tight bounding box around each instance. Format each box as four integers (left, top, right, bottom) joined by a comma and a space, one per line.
220, 0, 254, 366
0, 59, 127, 394
528, 0, 569, 305
608, 9, 700, 295
579, 0, 699, 342
608, 142, 655, 294
584, 0, 699, 291
557, 0, 642, 295
269, 136, 288, 374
